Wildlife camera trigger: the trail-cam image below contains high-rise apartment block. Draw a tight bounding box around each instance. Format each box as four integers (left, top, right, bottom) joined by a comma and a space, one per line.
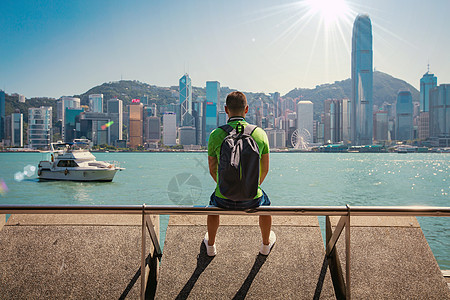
89, 94, 104, 113
129, 102, 144, 148
163, 112, 177, 146
351, 14, 373, 145
396, 91, 413, 141
28, 106, 52, 149
0, 90, 5, 141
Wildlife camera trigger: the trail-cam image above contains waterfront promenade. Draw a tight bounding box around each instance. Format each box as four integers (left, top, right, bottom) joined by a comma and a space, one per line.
0, 208, 449, 299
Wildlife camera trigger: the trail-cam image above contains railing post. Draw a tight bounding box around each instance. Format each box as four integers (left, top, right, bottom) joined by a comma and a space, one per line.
345, 204, 351, 300
141, 204, 146, 300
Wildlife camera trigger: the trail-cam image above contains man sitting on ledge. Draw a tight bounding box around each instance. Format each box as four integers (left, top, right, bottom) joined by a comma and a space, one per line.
204, 91, 276, 257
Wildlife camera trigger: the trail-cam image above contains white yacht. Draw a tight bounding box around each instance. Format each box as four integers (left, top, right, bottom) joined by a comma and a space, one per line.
38, 140, 124, 182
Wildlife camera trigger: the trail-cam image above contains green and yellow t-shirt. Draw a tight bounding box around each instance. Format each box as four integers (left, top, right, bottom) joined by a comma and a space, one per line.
207, 117, 270, 199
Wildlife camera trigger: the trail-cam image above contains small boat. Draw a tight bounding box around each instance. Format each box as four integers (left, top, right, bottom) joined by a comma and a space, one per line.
38, 140, 124, 182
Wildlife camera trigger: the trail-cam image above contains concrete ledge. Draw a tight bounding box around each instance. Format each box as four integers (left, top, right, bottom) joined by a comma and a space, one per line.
156, 216, 335, 299
0, 214, 159, 299
0, 214, 5, 231
7, 214, 142, 226
330, 216, 450, 299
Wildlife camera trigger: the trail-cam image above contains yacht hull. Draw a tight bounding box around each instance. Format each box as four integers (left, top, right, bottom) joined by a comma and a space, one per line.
38, 169, 118, 182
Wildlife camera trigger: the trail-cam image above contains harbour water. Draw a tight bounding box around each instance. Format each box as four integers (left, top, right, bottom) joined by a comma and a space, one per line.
0, 152, 448, 269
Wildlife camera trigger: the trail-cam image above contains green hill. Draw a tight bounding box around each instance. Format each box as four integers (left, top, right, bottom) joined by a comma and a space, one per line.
284, 71, 419, 118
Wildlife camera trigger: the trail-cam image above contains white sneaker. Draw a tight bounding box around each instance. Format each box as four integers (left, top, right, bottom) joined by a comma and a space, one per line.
259, 231, 276, 255
203, 232, 217, 257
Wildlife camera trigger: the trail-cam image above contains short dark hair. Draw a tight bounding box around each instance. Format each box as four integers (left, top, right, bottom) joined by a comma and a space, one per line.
226, 91, 247, 113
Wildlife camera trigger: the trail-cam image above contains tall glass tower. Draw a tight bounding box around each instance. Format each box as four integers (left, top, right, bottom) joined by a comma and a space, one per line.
179, 74, 192, 126
351, 14, 373, 145
420, 71, 437, 112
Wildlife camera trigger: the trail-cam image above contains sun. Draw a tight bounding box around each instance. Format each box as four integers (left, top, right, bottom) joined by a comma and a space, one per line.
305, 0, 350, 26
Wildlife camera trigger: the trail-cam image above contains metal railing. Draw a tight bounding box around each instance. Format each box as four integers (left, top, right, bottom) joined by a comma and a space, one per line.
1, 204, 449, 300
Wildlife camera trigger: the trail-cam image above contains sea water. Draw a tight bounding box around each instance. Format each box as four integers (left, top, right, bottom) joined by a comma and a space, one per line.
0, 152, 448, 268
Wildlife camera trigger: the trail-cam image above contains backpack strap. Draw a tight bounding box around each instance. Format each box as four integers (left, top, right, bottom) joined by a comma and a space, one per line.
243, 124, 257, 136
219, 124, 234, 134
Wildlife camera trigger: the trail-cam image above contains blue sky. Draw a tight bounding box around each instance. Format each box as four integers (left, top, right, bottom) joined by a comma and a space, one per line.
1, 0, 449, 98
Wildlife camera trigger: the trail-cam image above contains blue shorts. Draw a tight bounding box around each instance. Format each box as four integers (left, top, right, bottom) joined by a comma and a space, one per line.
209, 190, 270, 210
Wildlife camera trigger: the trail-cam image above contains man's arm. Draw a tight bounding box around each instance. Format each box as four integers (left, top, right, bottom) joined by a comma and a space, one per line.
259, 153, 269, 184
208, 156, 218, 183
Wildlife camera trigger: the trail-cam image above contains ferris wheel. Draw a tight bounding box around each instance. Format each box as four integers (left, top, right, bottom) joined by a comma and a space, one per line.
291, 128, 311, 150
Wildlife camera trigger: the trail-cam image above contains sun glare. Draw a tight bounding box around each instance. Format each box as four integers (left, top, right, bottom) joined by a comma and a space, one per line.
305, 0, 350, 26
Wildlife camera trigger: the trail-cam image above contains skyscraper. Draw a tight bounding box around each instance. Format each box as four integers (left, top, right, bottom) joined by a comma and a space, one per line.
179, 74, 193, 126
89, 94, 104, 113
129, 102, 144, 148
420, 71, 437, 112
351, 14, 373, 145
296, 100, 313, 139
429, 84, 450, 146
0, 90, 5, 141
206, 81, 220, 106
163, 112, 177, 146
11, 111, 23, 147
396, 91, 413, 141
57, 96, 81, 141
204, 100, 217, 144
107, 99, 123, 145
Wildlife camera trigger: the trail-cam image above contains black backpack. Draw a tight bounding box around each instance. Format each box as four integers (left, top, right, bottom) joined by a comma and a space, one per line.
218, 123, 260, 201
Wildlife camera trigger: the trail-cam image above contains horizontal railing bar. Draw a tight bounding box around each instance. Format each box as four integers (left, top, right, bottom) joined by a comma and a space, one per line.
0, 205, 449, 217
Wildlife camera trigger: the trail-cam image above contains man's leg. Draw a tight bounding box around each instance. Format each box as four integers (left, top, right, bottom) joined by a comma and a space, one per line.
207, 215, 220, 245
259, 215, 272, 245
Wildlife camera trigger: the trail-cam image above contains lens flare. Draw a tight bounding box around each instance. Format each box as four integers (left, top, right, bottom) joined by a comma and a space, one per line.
101, 121, 114, 130
0, 179, 8, 196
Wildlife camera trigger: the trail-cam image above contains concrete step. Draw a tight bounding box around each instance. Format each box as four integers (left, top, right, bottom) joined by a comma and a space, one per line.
329, 216, 450, 299
155, 215, 335, 299
0, 214, 159, 299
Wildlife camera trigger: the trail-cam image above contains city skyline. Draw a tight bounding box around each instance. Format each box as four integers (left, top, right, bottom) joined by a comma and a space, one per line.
1, 0, 449, 98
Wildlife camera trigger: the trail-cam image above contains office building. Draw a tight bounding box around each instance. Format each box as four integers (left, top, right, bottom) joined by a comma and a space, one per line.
324, 99, 341, 144
429, 84, 450, 146
145, 116, 161, 143
373, 111, 389, 142
296, 100, 314, 140
206, 81, 220, 109
28, 106, 52, 150
78, 112, 111, 146
9, 111, 23, 147
266, 129, 286, 149
129, 102, 144, 148
64, 108, 84, 142
57, 96, 81, 141
180, 74, 193, 126
351, 14, 373, 145
163, 112, 177, 146
107, 99, 123, 146
107, 99, 123, 144
204, 100, 217, 144
179, 126, 196, 145
89, 94, 103, 113
396, 91, 413, 141
420, 71, 437, 113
